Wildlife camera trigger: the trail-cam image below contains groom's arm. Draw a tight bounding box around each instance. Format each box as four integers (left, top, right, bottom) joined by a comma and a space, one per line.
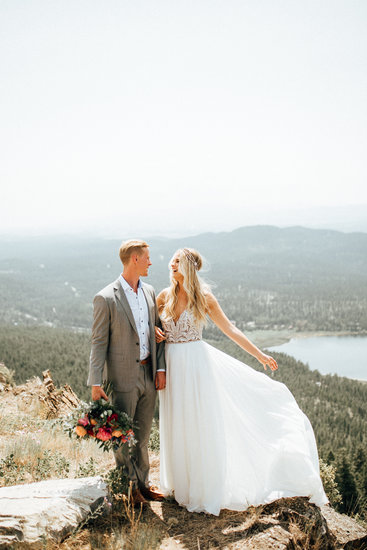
153, 289, 166, 372
152, 290, 166, 389
87, 294, 110, 396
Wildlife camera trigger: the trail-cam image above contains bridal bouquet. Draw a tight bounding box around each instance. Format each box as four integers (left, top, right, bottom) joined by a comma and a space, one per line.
64, 399, 136, 453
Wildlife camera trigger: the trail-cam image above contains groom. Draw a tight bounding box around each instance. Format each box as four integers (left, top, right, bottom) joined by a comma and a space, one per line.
87, 239, 166, 506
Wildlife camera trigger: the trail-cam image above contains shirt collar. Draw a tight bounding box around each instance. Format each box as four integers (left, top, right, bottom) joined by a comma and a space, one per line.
119, 274, 141, 292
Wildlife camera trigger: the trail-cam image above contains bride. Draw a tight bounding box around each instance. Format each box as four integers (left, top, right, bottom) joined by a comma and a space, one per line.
156, 247, 328, 516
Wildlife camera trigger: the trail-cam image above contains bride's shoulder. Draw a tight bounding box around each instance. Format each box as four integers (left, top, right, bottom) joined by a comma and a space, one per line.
204, 291, 220, 312
204, 290, 216, 304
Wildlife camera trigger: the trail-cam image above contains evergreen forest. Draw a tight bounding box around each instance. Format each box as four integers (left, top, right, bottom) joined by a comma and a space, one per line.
0, 324, 366, 519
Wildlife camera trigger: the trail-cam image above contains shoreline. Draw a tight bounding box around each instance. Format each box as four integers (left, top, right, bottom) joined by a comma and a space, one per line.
249, 329, 367, 383
248, 329, 366, 350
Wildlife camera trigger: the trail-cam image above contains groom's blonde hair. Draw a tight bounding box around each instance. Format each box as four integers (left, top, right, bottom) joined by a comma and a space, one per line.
119, 239, 149, 265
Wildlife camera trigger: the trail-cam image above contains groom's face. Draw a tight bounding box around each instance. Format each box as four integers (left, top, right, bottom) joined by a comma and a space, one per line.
136, 248, 152, 277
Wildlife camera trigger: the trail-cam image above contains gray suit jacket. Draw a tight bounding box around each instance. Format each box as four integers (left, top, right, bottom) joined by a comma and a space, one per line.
87, 278, 165, 392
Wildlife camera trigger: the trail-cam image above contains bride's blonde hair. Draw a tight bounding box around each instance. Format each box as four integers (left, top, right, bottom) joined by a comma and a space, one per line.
162, 248, 209, 325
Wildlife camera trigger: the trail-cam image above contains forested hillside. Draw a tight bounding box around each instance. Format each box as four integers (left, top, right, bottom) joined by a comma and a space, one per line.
0, 325, 366, 517
0, 226, 366, 331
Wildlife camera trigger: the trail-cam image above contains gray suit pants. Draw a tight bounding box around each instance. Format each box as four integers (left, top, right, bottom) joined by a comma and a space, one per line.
112, 363, 156, 489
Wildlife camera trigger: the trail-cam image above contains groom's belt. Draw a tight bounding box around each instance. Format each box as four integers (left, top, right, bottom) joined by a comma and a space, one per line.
140, 355, 151, 365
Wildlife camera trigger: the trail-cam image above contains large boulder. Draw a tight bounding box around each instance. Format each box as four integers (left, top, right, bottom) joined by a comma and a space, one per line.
321, 504, 367, 549
238, 498, 367, 549
0, 476, 108, 546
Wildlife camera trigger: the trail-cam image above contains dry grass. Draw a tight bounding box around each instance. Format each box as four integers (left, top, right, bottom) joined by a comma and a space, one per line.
0, 390, 342, 550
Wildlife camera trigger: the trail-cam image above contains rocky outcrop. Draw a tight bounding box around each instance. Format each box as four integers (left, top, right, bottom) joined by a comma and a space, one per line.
231, 498, 367, 549
11, 369, 80, 418
244, 497, 334, 549
0, 476, 108, 546
321, 504, 367, 549
0, 485, 366, 548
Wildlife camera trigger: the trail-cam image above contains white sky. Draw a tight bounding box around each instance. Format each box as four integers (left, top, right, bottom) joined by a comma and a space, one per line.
1, 0, 366, 237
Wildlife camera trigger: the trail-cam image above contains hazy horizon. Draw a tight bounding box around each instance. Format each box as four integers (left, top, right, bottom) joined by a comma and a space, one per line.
1, 206, 367, 242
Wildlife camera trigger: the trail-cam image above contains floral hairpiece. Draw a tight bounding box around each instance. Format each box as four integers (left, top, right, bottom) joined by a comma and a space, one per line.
182, 248, 198, 269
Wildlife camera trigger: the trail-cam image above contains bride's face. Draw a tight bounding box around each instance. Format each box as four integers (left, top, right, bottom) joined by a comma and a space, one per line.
170, 254, 184, 282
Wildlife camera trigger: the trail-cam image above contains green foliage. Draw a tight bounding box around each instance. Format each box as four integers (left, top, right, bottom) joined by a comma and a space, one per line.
0, 449, 70, 486
0, 453, 27, 485
76, 457, 100, 478
148, 419, 160, 453
34, 450, 70, 480
319, 458, 342, 508
103, 466, 130, 497
335, 452, 360, 514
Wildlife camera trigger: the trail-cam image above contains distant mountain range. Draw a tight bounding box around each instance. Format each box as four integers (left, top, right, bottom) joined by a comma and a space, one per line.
1, 203, 367, 239
0, 225, 366, 330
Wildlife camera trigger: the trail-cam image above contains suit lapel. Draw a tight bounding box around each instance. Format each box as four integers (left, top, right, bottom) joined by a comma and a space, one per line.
141, 283, 155, 341
113, 279, 138, 335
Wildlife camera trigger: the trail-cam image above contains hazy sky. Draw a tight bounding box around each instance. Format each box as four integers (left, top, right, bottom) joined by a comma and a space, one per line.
1, 0, 366, 237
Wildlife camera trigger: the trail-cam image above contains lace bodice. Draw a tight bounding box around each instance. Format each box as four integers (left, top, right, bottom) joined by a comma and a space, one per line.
161, 310, 203, 343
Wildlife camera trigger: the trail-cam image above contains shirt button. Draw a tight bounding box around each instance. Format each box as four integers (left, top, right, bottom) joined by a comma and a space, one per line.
136, 342, 139, 346
136, 359, 139, 363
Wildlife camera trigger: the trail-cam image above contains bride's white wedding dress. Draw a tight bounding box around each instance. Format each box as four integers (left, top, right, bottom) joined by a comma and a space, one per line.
159, 310, 328, 516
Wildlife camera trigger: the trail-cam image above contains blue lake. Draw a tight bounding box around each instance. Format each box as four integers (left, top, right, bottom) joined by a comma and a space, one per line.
268, 335, 367, 381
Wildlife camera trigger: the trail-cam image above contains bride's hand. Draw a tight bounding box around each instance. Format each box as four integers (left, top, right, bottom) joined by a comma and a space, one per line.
259, 353, 278, 371
155, 326, 166, 343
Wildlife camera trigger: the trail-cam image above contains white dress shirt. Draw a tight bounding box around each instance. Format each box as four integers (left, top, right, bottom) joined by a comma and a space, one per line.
119, 275, 150, 360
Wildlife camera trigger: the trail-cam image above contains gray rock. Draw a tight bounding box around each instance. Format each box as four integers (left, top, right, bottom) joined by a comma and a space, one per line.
321, 504, 367, 549
0, 476, 108, 546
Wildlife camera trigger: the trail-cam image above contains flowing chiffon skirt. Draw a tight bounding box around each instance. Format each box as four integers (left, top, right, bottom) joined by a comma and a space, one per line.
159, 340, 328, 516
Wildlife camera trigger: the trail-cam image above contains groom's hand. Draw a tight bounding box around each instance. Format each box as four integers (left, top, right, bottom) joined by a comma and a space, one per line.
91, 386, 109, 401
155, 371, 166, 390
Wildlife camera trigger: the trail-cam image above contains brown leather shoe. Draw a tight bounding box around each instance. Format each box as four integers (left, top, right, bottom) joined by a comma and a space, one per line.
130, 488, 148, 507
140, 485, 165, 501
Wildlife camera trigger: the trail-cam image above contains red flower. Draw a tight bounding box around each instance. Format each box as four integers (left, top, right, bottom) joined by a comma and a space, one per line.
107, 413, 118, 423
96, 427, 112, 441
78, 415, 89, 426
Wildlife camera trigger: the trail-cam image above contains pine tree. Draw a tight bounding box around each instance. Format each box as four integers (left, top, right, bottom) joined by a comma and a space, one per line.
353, 446, 366, 474
336, 454, 360, 514
327, 450, 335, 463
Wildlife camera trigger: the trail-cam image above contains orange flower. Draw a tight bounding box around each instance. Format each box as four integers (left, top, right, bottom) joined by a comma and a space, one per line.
90, 418, 98, 426
75, 425, 87, 437
112, 430, 123, 438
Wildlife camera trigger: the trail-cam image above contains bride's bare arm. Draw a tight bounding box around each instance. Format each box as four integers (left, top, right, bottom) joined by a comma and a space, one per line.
206, 293, 278, 371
